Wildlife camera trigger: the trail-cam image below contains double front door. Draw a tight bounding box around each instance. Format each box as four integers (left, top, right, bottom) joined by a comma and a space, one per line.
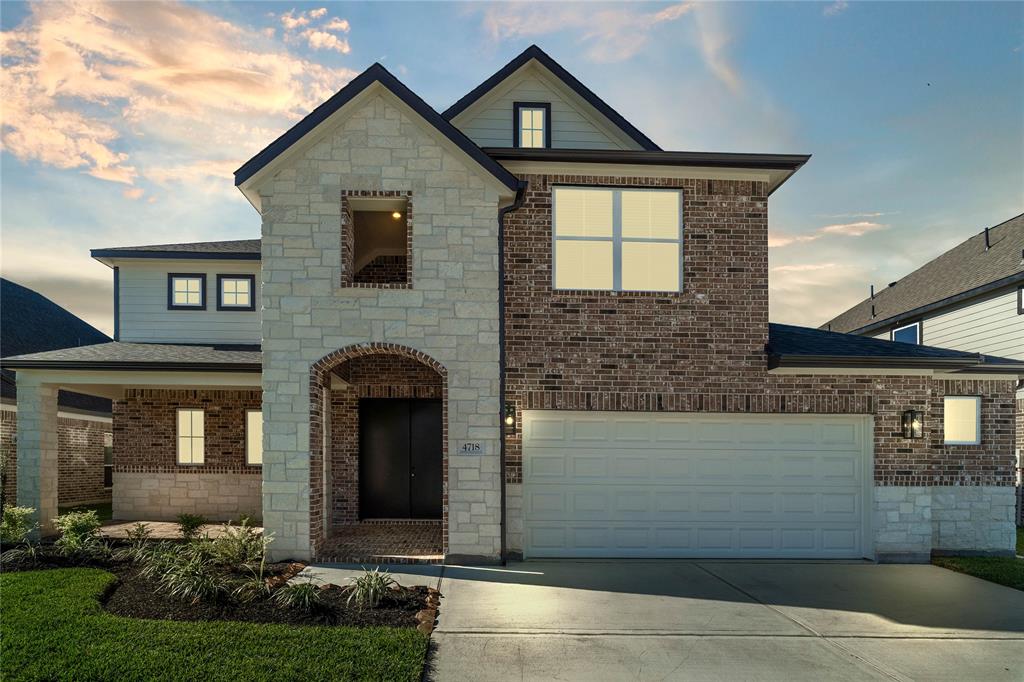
359, 398, 443, 519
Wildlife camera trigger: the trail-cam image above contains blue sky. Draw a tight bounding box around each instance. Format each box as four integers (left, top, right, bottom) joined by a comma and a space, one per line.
1, 1, 1021, 334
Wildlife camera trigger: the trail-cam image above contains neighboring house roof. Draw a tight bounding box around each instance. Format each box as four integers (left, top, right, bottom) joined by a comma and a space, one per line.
0, 278, 113, 414
442, 44, 662, 152
823, 213, 1024, 334
1, 342, 261, 372
234, 62, 521, 192
91, 239, 261, 262
767, 323, 1024, 372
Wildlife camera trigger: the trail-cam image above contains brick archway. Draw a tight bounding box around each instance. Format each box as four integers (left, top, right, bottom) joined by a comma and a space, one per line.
309, 343, 448, 557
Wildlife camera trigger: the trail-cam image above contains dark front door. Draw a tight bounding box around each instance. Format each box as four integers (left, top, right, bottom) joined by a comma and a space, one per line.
359, 399, 442, 519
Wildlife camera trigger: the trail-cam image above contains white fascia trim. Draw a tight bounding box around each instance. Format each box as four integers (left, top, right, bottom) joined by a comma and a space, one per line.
498, 159, 772, 183
768, 367, 1022, 381
240, 83, 517, 210
0, 403, 112, 423
14, 369, 261, 397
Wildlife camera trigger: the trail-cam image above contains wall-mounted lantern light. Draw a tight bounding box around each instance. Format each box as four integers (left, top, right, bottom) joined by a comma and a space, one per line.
901, 409, 924, 439
504, 402, 517, 435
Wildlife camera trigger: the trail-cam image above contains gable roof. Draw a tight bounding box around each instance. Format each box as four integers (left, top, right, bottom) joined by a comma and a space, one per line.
0, 278, 113, 413
824, 213, 1024, 334
92, 239, 260, 262
2, 342, 260, 372
442, 44, 661, 152
767, 323, 1024, 373
234, 62, 521, 192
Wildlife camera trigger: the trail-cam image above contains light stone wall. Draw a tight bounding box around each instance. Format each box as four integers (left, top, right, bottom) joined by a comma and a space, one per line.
15, 381, 59, 536
113, 472, 262, 522
259, 90, 504, 561
873, 486, 932, 562
932, 486, 1017, 555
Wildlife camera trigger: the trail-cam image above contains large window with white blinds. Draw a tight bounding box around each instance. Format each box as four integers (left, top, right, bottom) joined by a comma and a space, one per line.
552, 187, 682, 292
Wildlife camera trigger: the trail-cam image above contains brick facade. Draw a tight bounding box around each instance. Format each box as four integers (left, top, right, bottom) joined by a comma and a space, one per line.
2, 407, 111, 508
111, 389, 262, 521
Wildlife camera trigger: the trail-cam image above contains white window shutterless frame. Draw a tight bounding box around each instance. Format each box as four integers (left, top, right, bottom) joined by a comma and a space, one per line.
552, 186, 683, 293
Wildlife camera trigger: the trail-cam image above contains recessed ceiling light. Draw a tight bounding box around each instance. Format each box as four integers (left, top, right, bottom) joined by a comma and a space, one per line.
392, 211, 402, 219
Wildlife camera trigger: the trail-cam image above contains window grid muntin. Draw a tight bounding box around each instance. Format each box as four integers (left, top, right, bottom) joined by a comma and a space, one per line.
219, 276, 252, 308
519, 107, 546, 149
171, 276, 203, 307
552, 186, 683, 293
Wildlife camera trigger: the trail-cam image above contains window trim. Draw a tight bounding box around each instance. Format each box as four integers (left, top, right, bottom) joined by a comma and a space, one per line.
551, 185, 684, 293
216, 274, 257, 312
176, 408, 205, 465
167, 273, 207, 311
245, 409, 263, 466
1017, 285, 1023, 314
942, 395, 981, 446
891, 321, 921, 345
513, 101, 552, 149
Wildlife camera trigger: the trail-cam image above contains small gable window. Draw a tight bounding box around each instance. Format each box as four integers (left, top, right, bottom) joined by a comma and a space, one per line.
168, 274, 206, 310
217, 274, 256, 311
891, 322, 920, 345
514, 102, 550, 148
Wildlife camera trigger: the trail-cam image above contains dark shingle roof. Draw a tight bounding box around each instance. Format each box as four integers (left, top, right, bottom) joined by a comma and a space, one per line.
0, 279, 113, 413
91, 239, 260, 261
824, 214, 1024, 333
1, 342, 260, 371
768, 323, 1024, 371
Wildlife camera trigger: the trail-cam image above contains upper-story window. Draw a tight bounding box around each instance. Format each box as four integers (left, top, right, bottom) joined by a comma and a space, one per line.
1017, 286, 1023, 314
891, 321, 920, 344
167, 274, 206, 310
217, 274, 256, 312
514, 102, 550, 148
552, 186, 682, 293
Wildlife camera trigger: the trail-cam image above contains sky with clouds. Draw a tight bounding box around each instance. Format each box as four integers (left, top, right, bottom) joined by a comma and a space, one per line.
1, 1, 1021, 336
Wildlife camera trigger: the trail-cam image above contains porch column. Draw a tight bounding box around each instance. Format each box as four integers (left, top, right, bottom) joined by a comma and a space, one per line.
16, 380, 59, 537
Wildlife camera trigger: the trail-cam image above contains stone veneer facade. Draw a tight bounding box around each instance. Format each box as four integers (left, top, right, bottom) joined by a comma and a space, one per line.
2, 407, 111, 508
501, 174, 1019, 561
258, 90, 504, 561
111, 389, 262, 521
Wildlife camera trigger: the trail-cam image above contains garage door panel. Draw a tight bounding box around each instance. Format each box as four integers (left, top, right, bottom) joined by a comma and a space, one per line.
523, 411, 871, 559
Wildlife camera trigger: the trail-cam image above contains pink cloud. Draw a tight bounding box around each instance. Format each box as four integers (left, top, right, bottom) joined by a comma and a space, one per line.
302, 29, 351, 54
770, 220, 888, 248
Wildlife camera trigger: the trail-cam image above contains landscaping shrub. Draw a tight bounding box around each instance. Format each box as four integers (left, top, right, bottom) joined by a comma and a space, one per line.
0, 506, 37, 544
273, 580, 325, 612
54, 510, 108, 560
176, 513, 207, 540
209, 521, 270, 567
113, 523, 153, 563
347, 568, 396, 609
0, 540, 42, 569
158, 549, 234, 605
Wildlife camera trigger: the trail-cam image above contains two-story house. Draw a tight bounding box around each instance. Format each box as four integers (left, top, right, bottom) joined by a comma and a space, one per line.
824, 214, 1023, 524
5, 46, 1022, 564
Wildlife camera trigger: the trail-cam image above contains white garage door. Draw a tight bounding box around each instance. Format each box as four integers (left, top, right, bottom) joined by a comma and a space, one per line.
522, 411, 872, 559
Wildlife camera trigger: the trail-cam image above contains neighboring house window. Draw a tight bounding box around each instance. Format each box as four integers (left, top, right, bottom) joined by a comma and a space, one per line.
103, 433, 113, 489
177, 409, 205, 464
167, 274, 206, 310
552, 186, 682, 292
246, 410, 263, 466
891, 322, 920, 344
1018, 286, 1023, 314
514, 102, 550, 148
217, 274, 256, 311
943, 396, 980, 445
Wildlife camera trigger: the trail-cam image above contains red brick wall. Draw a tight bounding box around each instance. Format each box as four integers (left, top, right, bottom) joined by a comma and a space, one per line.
1017, 396, 1023, 525
502, 174, 1018, 488
329, 355, 443, 525
340, 190, 413, 288
354, 255, 408, 284
113, 389, 261, 475
2, 408, 112, 507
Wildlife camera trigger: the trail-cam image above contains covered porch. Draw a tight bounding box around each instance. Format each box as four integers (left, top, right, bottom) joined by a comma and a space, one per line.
2, 342, 262, 536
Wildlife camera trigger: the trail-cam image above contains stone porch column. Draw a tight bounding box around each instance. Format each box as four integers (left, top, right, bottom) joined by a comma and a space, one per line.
15, 380, 59, 537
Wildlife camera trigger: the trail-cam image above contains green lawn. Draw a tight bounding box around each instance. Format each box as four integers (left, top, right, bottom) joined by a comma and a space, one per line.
58, 501, 113, 522
1, 569, 428, 681
931, 526, 1024, 592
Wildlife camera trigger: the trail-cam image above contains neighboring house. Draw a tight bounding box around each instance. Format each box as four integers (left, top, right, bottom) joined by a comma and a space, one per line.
0, 278, 113, 509
4, 46, 1022, 564
824, 214, 1024, 525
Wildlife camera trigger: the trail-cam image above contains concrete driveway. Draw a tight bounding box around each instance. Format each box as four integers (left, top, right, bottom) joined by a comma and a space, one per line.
304, 561, 1024, 681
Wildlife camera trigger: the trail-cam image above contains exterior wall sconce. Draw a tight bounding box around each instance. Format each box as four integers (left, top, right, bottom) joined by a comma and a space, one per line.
901, 409, 924, 439
504, 402, 517, 435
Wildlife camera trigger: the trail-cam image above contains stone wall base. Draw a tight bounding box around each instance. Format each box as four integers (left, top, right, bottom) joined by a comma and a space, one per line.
113, 471, 261, 522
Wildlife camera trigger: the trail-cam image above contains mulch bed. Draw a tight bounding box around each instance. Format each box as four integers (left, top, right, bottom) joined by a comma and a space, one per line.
101, 564, 437, 629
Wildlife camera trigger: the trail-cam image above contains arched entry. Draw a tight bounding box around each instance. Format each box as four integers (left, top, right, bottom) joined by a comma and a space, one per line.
309, 343, 447, 560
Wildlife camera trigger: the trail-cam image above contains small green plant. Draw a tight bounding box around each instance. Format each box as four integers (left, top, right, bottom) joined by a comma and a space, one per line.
0, 540, 42, 568
137, 541, 181, 579
231, 564, 272, 603
113, 522, 153, 563
209, 520, 270, 568
176, 513, 207, 540
273, 579, 325, 611
346, 567, 396, 609
53, 510, 106, 559
0, 505, 37, 544
158, 549, 233, 604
